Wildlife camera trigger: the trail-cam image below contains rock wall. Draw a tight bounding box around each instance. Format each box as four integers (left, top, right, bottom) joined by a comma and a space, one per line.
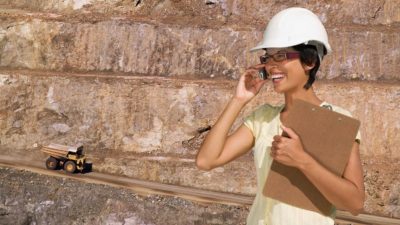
0, 0, 399, 219
1, 1, 399, 80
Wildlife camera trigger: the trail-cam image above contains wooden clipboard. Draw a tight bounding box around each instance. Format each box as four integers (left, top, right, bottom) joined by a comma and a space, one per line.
263, 99, 360, 215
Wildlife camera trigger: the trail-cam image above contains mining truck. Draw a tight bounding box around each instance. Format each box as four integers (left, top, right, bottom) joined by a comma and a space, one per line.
41, 144, 86, 173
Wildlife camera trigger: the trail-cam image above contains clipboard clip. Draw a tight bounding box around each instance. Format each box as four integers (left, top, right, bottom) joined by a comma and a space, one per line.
321, 104, 333, 111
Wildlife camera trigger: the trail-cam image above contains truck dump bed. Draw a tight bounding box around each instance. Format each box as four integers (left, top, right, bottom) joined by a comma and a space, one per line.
41, 144, 83, 159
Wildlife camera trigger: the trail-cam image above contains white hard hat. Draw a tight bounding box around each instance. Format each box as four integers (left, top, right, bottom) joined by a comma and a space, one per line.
251, 7, 332, 60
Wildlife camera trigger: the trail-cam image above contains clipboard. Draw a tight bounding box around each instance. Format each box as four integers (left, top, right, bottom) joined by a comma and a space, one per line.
263, 99, 360, 215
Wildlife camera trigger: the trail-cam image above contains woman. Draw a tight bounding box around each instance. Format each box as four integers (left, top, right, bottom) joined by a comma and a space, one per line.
196, 7, 364, 225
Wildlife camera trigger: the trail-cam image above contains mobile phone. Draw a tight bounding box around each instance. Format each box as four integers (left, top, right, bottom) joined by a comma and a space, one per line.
258, 67, 268, 80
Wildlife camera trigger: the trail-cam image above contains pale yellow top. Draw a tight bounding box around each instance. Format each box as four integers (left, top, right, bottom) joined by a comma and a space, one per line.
244, 102, 361, 225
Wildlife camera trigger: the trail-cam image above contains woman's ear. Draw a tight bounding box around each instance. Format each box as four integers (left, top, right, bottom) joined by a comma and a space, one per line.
302, 61, 316, 74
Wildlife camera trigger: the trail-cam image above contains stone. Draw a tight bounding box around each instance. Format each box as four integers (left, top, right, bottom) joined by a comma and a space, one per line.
3, 0, 400, 25
0, 71, 399, 159
0, 13, 399, 80
94, 154, 256, 194
0, 167, 249, 225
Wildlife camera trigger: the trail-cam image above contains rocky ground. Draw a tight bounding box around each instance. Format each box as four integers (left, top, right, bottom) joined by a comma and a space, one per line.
0, 167, 250, 225
1, 166, 381, 225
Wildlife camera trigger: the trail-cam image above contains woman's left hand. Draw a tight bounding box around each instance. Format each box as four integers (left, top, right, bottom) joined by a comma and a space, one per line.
270, 125, 312, 168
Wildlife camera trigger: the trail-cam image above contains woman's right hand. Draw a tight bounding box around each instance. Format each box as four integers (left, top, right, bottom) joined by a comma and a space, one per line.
235, 65, 268, 104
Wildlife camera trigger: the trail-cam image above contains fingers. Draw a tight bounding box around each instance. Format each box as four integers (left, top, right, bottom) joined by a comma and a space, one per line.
271, 136, 289, 159
241, 70, 267, 92
271, 140, 283, 157
273, 135, 281, 142
271, 136, 284, 154
243, 65, 267, 80
270, 145, 285, 158
236, 66, 268, 101
270, 146, 276, 158
239, 70, 252, 83
247, 64, 266, 70
270, 145, 277, 157
242, 69, 259, 82
271, 140, 281, 148
270, 129, 303, 166
280, 125, 299, 139
240, 70, 257, 90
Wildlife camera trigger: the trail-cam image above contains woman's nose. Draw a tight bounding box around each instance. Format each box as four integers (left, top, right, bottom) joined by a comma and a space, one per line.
265, 61, 278, 72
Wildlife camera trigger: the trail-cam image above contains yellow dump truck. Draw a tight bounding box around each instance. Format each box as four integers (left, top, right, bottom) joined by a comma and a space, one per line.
41, 144, 86, 173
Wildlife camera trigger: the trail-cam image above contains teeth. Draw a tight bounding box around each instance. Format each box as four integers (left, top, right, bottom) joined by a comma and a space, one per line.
271, 74, 285, 79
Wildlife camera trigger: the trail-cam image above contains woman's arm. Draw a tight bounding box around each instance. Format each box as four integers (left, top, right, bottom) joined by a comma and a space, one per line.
195, 100, 254, 171
196, 67, 267, 171
271, 125, 365, 215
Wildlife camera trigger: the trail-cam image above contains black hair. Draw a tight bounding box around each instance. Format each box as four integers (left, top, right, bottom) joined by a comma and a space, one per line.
292, 44, 324, 89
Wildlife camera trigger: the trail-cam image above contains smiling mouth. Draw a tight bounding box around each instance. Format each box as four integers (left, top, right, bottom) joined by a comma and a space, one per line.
271, 74, 285, 82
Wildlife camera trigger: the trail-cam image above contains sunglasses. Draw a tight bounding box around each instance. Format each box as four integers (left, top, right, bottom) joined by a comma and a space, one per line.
259, 52, 300, 64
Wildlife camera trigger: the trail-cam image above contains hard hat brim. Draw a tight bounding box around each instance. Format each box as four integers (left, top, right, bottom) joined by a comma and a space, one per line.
249, 41, 332, 54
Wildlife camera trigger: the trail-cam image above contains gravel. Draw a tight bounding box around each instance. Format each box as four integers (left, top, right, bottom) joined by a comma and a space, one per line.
0, 167, 249, 225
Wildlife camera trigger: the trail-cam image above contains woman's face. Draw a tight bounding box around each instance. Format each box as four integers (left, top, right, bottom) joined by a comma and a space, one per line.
263, 47, 309, 94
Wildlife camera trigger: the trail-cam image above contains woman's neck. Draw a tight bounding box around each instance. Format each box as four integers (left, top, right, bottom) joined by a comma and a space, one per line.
282, 87, 322, 112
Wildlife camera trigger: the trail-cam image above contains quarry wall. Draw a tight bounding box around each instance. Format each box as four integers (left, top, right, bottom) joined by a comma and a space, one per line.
0, 0, 399, 218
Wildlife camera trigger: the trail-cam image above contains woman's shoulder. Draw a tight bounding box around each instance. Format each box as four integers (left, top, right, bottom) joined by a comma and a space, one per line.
244, 103, 282, 133
249, 103, 283, 121
322, 102, 354, 117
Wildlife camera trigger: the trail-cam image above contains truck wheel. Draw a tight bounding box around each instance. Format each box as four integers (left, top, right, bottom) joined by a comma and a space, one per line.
46, 157, 59, 170
64, 161, 76, 173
